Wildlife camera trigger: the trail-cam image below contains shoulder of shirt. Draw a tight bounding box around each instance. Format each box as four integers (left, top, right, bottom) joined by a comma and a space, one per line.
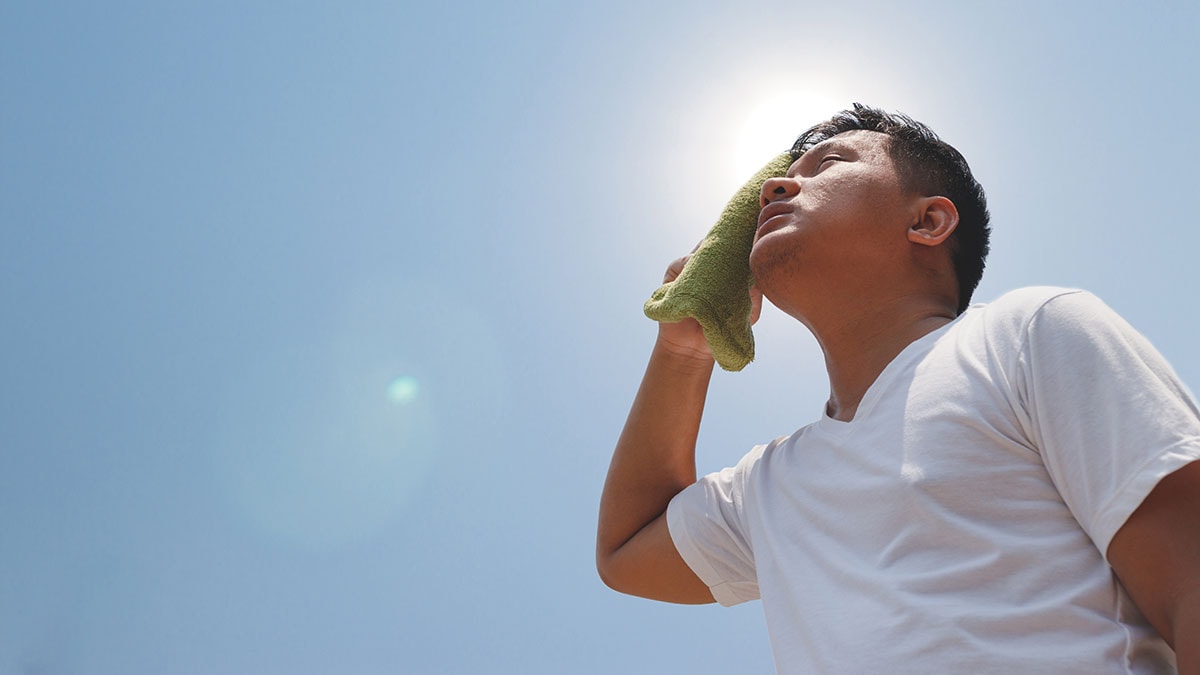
729, 431, 809, 475
967, 286, 1089, 314
961, 286, 1131, 358
964, 286, 1103, 328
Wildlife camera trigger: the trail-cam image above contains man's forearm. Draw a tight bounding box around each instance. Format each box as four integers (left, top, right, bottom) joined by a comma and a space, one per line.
596, 337, 714, 561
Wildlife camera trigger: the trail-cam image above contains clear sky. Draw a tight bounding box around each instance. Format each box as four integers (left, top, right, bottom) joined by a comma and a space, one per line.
2, 1, 1198, 673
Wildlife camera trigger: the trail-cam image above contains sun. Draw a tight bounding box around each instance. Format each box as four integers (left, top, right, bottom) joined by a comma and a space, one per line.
732, 92, 843, 183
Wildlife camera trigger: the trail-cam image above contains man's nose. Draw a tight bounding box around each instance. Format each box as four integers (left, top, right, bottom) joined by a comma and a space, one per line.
760, 176, 799, 208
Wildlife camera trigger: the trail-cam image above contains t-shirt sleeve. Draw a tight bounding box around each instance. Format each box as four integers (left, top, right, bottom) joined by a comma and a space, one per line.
1018, 291, 1200, 557
666, 449, 763, 606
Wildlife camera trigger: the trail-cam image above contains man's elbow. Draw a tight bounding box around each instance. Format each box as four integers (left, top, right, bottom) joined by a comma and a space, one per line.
595, 548, 627, 594
595, 542, 715, 605
596, 546, 651, 598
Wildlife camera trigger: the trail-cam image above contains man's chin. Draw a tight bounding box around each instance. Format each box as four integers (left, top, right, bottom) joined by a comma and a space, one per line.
748, 239, 793, 285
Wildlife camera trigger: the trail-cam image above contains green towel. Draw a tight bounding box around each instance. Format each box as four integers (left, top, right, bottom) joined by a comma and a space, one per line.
643, 152, 793, 371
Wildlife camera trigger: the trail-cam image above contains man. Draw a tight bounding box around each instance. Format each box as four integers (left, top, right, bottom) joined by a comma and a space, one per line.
596, 104, 1200, 673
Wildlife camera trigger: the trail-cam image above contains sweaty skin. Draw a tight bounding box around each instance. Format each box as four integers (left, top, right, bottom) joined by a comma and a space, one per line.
643, 152, 794, 371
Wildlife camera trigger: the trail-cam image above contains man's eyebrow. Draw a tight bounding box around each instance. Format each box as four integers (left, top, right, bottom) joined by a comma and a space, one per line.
805, 138, 854, 157
790, 139, 854, 175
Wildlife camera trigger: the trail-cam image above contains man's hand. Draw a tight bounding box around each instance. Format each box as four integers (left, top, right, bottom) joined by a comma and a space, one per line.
655, 252, 764, 364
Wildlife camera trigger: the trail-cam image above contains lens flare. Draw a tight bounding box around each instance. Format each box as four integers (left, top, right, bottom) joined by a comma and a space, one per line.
211, 275, 509, 552
387, 376, 419, 405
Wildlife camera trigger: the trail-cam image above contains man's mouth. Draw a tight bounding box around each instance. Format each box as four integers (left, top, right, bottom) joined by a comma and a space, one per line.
757, 202, 794, 234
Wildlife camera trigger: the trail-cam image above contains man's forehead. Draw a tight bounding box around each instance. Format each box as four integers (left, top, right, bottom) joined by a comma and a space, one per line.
800, 129, 888, 156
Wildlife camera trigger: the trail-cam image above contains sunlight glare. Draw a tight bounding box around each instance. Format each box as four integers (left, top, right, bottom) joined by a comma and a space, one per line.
732, 92, 842, 183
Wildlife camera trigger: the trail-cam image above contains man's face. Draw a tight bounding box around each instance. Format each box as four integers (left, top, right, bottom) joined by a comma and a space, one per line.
749, 130, 919, 308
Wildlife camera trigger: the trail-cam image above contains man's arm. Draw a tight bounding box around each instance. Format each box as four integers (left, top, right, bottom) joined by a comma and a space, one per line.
1107, 460, 1200, 673
595, 334, 716, 604
595, 254, 761, 604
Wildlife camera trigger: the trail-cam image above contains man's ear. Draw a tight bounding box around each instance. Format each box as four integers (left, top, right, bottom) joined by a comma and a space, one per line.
907, 196, 959, 247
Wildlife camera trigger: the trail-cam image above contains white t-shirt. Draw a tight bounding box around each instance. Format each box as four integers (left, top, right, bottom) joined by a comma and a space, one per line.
668, 287, 1199, 674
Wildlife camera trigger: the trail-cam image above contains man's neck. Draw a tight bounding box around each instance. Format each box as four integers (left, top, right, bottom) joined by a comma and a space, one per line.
806, 297, 957, 422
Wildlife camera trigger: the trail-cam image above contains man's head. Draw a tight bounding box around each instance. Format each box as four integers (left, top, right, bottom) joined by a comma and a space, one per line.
786, 103, 990, 314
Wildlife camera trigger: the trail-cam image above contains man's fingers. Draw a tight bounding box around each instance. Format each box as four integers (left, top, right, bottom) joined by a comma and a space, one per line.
664, 255, 691, 283
663, 237, 707, 283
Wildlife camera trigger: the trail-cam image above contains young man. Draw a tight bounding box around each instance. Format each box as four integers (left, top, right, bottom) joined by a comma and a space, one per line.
597, 104, 1200, 673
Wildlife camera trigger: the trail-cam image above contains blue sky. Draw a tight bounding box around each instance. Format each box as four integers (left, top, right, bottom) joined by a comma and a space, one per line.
2, 1, 1198, 673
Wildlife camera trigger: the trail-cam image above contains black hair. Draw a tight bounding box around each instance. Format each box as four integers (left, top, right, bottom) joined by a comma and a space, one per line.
789, 103, 990, 314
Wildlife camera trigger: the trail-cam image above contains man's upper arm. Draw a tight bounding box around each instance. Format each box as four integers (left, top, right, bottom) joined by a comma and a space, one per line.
598, 511, 715, 605
1107, 459, 1200, 649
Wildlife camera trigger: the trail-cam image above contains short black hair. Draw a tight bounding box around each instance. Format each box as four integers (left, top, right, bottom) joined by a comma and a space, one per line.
789, 103, 990, 314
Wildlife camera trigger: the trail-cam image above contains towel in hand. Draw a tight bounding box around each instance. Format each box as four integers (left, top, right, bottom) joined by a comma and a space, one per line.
643, 152, 793, 371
